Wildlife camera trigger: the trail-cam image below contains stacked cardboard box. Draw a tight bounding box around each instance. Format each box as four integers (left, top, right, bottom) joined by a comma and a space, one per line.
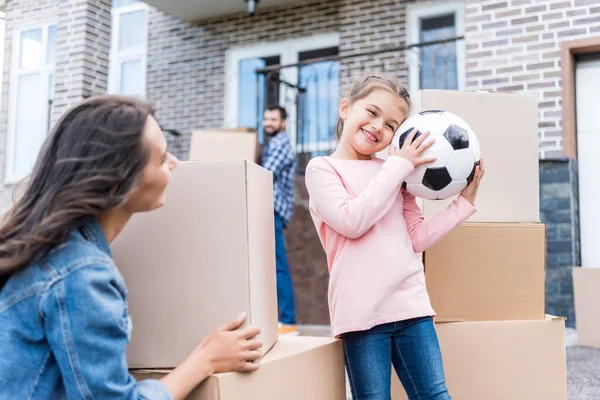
572, 267, 600, 348
393, 90, 567, 399
133, 336, 346, 400
111, 129, 346, 397
188, 128, 261, 164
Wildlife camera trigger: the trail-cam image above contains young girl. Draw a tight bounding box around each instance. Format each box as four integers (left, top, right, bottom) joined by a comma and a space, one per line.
305, 75, 485, 400
0, 95, 262, 399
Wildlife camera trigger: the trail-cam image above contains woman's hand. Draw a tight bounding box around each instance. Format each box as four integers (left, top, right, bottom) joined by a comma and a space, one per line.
196, 312, 262, 374
161, 313, 262, 400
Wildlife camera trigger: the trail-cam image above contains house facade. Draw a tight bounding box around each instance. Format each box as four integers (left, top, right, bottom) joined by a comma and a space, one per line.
1, 0, 599, 326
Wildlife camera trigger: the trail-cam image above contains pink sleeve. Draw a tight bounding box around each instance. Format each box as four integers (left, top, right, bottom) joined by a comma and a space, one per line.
402, 190, 477, 253
305, 156, 414, 239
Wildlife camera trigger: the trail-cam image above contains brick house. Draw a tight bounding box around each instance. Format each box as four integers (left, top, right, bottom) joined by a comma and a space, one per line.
1, 0, 598, 327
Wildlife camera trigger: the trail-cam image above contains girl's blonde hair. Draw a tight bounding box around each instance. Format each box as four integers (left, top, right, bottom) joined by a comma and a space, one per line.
336, 74, 411, 139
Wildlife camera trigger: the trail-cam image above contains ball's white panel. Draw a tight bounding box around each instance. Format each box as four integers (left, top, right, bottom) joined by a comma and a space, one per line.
422, 113, 449, 136
419, 134, 454, 169
446, 149, 476, 181
442, 111, 471, 131
435, 179, 468, 200
405, 182, 439, 200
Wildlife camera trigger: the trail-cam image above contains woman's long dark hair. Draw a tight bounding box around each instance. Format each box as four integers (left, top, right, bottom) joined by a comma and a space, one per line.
0, 95, 153, 286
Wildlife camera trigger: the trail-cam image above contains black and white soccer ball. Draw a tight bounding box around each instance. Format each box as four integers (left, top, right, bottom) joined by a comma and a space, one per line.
392, 110, 480, 200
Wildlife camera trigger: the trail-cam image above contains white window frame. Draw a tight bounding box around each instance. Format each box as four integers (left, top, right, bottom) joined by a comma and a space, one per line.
6, 22, 57, 184
224, 32, 340, 152
108, 1, 149, 97
406, 1, 465, 93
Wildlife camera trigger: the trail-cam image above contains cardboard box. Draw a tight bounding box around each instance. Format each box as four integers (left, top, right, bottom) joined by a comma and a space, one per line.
132, 336, 346, 400
573, 267, 600, 348
409, 90, 540, 223
392, 316, 567, 400
425, 223, 546, 322
189, 128, 260, 163
111, 160, 278, 368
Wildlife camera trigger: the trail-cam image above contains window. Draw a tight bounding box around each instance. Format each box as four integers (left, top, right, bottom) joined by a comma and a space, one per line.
6, 24, 57, 182
297, 47, 340, 155
108, 0, 148, 97
407, 2, 465, 92
225, 33, 340, 153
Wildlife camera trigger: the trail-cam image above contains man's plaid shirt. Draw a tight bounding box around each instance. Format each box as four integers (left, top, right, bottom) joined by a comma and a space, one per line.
262, 132, 296, 227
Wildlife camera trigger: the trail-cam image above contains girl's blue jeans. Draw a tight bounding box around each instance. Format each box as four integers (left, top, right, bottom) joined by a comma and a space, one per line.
342, 316, 452, 400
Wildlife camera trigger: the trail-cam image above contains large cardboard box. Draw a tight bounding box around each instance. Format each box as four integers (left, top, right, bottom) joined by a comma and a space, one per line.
425, 223, 546, 322
189, 128, 260, 163
111, 160, 278, 368
392, 316, 567, 400
573, 267, 600, 348
412, 90, 540, 223
132, 336, 346, 400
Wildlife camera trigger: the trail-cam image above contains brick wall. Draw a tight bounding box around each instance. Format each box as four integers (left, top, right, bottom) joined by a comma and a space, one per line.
338, 0, 410, 95
465, 0, 600, 159
52, 0, 112, 122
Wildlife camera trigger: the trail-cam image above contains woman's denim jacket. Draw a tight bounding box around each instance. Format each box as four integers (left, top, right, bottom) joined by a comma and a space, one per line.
0, 218, 173, 399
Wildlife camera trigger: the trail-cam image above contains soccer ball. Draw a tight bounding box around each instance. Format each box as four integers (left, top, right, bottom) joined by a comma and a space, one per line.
392, 110, 480, 200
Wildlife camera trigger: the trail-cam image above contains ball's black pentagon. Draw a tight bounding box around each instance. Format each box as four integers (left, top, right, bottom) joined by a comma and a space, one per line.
443, 124, 469, 150
397, 128, 423, 149
419, 110, 444, 115
422, 167, 452, 191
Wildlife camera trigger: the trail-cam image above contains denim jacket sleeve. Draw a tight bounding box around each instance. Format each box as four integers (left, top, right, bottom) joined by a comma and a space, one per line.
41, 261, 173, 400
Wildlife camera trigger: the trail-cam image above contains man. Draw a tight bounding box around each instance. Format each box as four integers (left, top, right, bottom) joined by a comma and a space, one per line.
261, 105, 298, 336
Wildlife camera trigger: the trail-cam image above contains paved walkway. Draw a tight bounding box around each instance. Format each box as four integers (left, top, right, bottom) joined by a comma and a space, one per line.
298, 326, 600, 399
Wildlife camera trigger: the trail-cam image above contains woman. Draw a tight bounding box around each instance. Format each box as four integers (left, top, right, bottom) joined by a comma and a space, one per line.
0, 95, 262, 399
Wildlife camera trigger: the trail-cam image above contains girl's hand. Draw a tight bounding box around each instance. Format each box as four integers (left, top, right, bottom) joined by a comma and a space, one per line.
389, 128, 436, 168
460, 156, 485, 205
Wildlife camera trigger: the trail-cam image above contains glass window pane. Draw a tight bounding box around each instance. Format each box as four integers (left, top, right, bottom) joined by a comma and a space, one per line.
119, 10, 146, 51
20, 29, 42, 69
120, 59, 144, 96
46, 25, 58, 65
113, 0, 140, 8
299, 60, 340, 149
14, 73, 46, 179
419, 14, 458, 90
238, 58, 267, 140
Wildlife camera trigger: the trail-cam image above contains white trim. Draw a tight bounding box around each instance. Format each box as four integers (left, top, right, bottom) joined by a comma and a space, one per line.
6, 23, 57, 184
108, 2, 148, 97
406, 1, 465, 93
224, 32, 340, 146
